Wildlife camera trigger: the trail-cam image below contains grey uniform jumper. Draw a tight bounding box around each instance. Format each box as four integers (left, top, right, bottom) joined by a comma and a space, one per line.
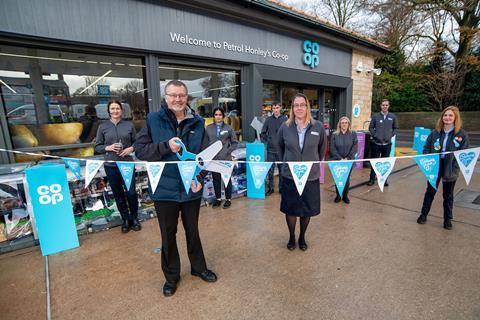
94, 119, 136, 163
205, 121, 238, 160
369, 112, 398, 145
330, 131, 358, 160
261, 114, 288, 153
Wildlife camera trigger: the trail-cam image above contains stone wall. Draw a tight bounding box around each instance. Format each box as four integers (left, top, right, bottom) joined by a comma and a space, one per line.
350, 49, 375, 131
395, 111, 480, 131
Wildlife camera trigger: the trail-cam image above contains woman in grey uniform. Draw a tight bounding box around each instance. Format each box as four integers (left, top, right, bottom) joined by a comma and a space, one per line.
277, 93, 327, 251
330, 116, 358, 203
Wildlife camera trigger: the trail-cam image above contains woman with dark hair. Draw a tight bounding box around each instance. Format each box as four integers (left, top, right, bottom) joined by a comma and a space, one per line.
95, 100, 141, 233
205, 106, 238, 209
330, 116, 358, 204
417, 106, 469, 230
277, 93, 327, 251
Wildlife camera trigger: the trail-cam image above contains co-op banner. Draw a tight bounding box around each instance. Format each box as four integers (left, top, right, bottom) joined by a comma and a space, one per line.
247, 143, 267, 199
26, 164, 79, 256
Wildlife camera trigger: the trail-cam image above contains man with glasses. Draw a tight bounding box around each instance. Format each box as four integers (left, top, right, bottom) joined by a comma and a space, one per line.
261, 102, 287, 195
135, 80, 217, 297
367, 99, 399, 186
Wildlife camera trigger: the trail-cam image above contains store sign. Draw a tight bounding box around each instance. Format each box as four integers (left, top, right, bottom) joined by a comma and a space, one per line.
169, 32, 289, 61
25, 164, 79, 256
303, 40, 320, 69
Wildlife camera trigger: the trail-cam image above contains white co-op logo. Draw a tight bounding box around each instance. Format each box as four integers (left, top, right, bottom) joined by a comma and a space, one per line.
37, 184, 63, 205
248, 155, 261, 162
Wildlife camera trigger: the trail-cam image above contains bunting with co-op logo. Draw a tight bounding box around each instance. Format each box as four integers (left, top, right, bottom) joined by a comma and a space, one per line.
247, 162, 272, 189
370, 157, 396, 192
206, 160, 235, 186
63, 157, 82, 180
328, 161, 353, 196
116, 161, 136, 191
84, 160, 104, 188
177, 161, 198, 194
414, 154, 440, 189
145, 162, 165, 193
287, 161, 314, 195
454, 147, 480, 185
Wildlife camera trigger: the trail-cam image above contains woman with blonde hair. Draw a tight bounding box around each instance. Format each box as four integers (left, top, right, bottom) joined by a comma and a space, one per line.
277, 93, 327, 251
417, 106, 469, 230
330, 116, 358, 203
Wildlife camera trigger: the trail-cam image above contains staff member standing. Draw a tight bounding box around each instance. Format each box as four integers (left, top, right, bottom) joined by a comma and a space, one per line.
367, 99, 398, 186
417, 106, 469, 230
261, 102, 287, 195
205, 107, 238, 209
95, 100, 141, 234
330, 116, 358, 204
277, 93, 326, 251
135, 80, 217, 297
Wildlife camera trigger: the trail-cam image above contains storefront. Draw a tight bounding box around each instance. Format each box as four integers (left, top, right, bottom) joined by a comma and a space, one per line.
0, 0, 388, 249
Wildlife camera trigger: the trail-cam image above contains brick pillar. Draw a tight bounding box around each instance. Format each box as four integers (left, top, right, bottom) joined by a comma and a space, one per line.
351, 50, 375, 131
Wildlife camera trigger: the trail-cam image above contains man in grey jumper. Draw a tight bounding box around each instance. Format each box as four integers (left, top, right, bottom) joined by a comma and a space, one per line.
367, 99, 399, 186
260, 102, 287, 195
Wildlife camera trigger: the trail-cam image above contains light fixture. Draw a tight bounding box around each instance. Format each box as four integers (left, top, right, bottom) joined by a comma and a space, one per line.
355, 61, 363, 73
366, 68, 382, 75
78, 70, 112, 94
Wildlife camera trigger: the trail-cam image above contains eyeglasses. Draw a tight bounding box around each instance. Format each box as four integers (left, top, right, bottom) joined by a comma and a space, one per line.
293, 104, 307, 108
166, 93, 187, 99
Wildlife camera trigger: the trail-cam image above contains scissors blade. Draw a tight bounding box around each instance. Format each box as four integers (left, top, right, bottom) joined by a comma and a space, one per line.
196, 140, 223, 168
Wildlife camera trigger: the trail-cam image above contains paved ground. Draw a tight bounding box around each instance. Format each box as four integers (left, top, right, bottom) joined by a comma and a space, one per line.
1, 159, 479, 320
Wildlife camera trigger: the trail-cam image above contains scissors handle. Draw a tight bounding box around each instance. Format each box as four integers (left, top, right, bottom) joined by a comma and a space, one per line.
175, 139, 197, 161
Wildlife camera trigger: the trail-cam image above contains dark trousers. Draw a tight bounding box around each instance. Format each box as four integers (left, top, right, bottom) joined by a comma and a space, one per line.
369, 143, 392, 181
154, 199, 207, 283
266, 151, 282, 192
420, 160, 456, 221
212, 172, 232, 200
104, 164, 138, 221
335, 175, 350, 198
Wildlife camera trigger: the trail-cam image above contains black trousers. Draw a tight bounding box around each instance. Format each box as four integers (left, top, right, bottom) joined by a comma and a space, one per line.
266, 151, 282, 192
104, 164, 138, 221
154, 199, 207, 283
420, 160, 456, 220
369, 142, 392, 181
335, 175, 350, 198
212, 172, 232, 200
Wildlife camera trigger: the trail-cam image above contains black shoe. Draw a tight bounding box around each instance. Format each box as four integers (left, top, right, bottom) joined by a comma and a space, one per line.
163, 281, 177, 297
417, 214, 427, 224
366, 180, 375, 186
130, 218, 142, 231
343, 196, 350, 204
384, 181, 389, 187
298, 240, 308, 251
334, 195, 341, 203
212, 200, 221, 208
223, 200, 231, 209
444, 219, 452, 230
191, 269, 217, 282
287, 239, 296, 251
121, 220, 130, 233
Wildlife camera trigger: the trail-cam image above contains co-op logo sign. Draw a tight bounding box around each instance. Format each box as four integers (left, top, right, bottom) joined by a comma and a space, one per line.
303, 40, 320, 69
37, 184, 63, 205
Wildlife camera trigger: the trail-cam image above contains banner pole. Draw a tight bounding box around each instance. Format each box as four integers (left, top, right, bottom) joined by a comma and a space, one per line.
45, 255, 51, 320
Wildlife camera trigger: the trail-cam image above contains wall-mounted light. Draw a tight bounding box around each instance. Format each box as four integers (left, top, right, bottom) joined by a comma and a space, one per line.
366, 68, 382, 75
356, 61, 364, 73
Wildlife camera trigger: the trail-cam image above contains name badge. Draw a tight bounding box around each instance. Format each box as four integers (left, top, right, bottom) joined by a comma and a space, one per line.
379, 120, 383, 123
220, 130, 228, 135
311, 131, 319, 136
387, 117, 393, 121
190, 131, 195, 134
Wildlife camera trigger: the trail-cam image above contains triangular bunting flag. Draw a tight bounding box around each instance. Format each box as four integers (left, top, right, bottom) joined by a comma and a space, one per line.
414, 154, 440, 190
328, 161, 353, 197
288, 162, 314, 195
206, 160, 235, 186
247, 162, 272, 189
146, 162, 165, 193
177, 162, 198, 194
63, 158, 81, 180
116, 162, 136, 191
370, 157, 396, 192
84, 160, 104, 188
454, 147, 480, 185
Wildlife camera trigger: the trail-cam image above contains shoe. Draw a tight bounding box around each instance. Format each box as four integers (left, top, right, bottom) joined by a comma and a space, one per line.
417, 214, 427, 224
298, 240, 308, 251
121, 220, 130, 233
223, 200, 231, 209
191, 269, 217, 282
444, 219, 452, 230
212, 200, 221, 208
343, 196, 350, 204
384, 181, 389, 187
366, 180, 375, 186
130, 218, 142, 231
334, 195, 341, 203
265, 189, 274, 196
163, 281, 177, 297
287, 240, 296, 251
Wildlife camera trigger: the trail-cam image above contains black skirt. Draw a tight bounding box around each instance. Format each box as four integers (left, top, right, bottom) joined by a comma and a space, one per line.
280, 178, 320, 217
